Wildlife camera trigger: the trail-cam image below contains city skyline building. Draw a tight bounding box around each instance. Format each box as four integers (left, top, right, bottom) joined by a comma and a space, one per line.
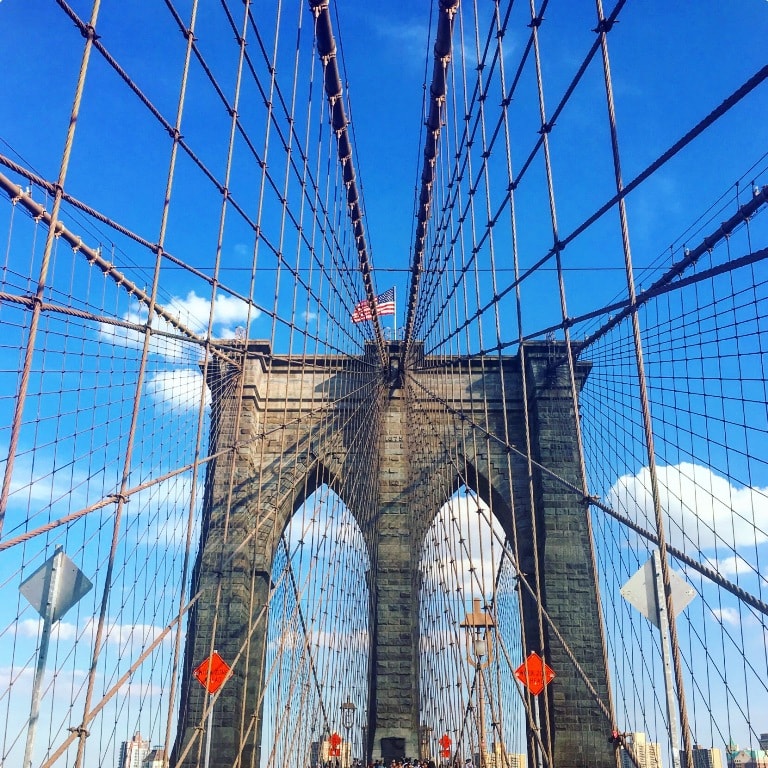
117, 732, 150, 768
142, 747, 166, 768
477, 741, 526, 768
692, 744, 724, 768
620, 732, 663, 768
726, 739, 768, 768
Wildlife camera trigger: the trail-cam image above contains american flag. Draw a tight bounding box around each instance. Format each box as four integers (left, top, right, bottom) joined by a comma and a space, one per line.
351, 287, 395, 323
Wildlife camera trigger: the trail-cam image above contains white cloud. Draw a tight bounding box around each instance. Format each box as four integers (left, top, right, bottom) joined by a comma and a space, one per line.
7, 449, 93, 508
167, 290, 258, 335
419, 627, 459, 655
606, 462, 768, 554
267, 626, 368, 654
703, 554, 762, 580
373, 17, 430, 62
17, 617, 172, 651
420, 492, 507, 600
18, 618, 79, 642
145, 368, 210, 413
302, 311, 318, 324
127, 472, 203, 549
98, 304, 190, 363
711, 607, 741, 627
98, 291, 260, 361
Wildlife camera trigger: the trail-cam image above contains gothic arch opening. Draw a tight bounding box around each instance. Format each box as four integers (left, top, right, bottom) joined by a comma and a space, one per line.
261, 483, 370, 768
418, 486, 527, 765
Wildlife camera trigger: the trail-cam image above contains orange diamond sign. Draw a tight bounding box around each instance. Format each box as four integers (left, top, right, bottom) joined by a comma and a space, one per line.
194, 651, 231, 694
514, 651, 555, 696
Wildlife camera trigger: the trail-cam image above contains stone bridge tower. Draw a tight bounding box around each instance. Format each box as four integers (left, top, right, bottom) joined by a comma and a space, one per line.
173, 341, 614, 768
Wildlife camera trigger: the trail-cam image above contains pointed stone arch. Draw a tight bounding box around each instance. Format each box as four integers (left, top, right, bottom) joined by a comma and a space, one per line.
176, 341, 614, 768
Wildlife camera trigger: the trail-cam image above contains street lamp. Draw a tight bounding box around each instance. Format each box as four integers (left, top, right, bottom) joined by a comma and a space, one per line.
460, 599, 495, 768
341, 699, 357, 768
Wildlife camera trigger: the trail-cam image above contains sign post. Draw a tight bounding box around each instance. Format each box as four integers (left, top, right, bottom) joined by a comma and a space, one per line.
19, 546, 93, 768
328, 731, 342, 759
194, 651, 232, 768
621, 550, 696, 768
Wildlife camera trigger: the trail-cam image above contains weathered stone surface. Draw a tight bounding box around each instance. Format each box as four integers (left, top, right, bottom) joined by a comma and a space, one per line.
173, 341, 614, 768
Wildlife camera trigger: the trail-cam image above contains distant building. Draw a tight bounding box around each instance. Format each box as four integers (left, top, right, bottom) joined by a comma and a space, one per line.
760, 737, 768, 753
620, 732, 663, 768
143, 747, 166, 768
478, 742, 526, 768
727, 740, 768, 768
118, 732, 150, 768
691, 744, 723, 768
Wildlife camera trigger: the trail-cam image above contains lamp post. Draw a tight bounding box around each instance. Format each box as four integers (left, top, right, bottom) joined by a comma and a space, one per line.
420, 724, 434, 761
461, 599, 495, 768
341, 699, 357, 768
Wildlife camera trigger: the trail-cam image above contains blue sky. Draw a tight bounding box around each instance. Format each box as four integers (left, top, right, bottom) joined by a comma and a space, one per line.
0, 1, 767, 766
1, 0, 766, 339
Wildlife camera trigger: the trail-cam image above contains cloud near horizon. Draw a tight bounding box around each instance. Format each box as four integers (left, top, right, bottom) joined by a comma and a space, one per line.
98, 290, 260, 362
607, 462, 768, 556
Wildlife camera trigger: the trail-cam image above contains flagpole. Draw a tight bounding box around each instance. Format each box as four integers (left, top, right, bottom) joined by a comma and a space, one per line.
393, 285, 397, 340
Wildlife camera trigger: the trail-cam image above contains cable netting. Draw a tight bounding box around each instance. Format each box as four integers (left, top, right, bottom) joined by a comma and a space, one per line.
0, 1, 766, 768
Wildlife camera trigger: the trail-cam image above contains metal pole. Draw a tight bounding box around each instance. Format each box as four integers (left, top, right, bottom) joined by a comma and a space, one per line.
204, 697, 214, 768
23, 546, 63, 768
652, 549, 681, 768
477, 665, 487, 768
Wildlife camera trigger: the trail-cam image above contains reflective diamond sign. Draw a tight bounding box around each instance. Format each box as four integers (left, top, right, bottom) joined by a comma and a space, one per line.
19, 548, 92, 623
514, 652, 555, 696
620, 552, 696, 629
194, 651, 231, 694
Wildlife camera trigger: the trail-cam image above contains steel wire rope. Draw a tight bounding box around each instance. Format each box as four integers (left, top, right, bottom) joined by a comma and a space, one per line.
489, 6, 543, 757
409, 0, 517, 341
163, 0, 260, 763
62, 1, 200, 764
425, 63, 767, 353
576, 246, 768, 756
39, 411, 376, 767
456, 13, 512, 763
415, 53, 767, 357
0, 1, 102, 542
269, 484, 370, 763
258, 9, 333, 756
406, 369, 768, 618
50, 0, 371, 355
410, 0, 556, 346
407, 368, 580, 765
692, 246, 759, 746
531, 0, 620, 758
402, 0, 461, 355
176, 0, 292, 756
243, 366, 380, 760
308, 0, 386, 360
480, 2, 542, 759
0, 154, 372, 358
257, 19, 322, 756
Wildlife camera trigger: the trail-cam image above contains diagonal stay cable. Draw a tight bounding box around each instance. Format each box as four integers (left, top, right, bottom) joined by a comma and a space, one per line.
308, 0, 386, 362
403, 0, 461, 355
418, 63, 768, 355
405, 369, 768, 618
